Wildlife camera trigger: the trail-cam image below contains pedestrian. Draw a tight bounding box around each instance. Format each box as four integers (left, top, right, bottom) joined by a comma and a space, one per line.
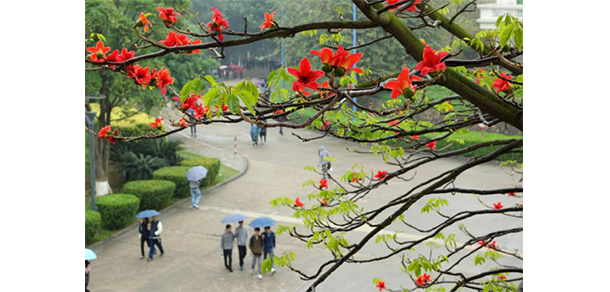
259, 126, 267, 145
249, 227, 264, 280
318, 146, 331, 180
262, 226, 277, 274
189, 179, 202, 210
250, 124, 260, 146
148, 216, 164, 261
221, 224, 235, 272
188, 109, 197, 138
85, 260, 91, 292
138, 218, 151, 259
235, 221, 249, 271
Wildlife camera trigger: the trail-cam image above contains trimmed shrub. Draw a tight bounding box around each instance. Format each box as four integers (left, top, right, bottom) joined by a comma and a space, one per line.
180, 157, 221, 187
123, 180, 175, 210
85, 210, 101, 245
96, 194, 140, 230
153, 166, 190, 198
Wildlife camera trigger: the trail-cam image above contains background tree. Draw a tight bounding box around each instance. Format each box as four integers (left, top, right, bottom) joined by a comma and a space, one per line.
85, 0, 523, 291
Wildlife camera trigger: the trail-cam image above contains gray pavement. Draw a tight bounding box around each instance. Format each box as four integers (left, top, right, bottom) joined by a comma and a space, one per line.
88, 116, 523, 292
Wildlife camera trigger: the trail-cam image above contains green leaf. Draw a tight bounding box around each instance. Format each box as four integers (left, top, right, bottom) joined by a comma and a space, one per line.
239, 89, 257, 114
202, 88, 221, 107
180, 77, 203, 103
96, 33, 106, 42
499, 23, 515, 49
228, 94, 240, 114
203, 75, 217, 86
514, 26, 523, 50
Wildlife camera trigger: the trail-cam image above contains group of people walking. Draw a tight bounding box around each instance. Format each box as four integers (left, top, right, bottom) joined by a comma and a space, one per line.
138, 216, 165, 261
221, 221, 276, 279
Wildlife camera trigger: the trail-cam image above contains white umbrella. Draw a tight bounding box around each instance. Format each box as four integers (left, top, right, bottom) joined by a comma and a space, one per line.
186, 166, 208, 182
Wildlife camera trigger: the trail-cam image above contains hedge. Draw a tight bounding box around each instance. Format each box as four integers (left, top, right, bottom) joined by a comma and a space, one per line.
89, 104, 165, 137
123, 180, 176, 210
96, 194, 140, 230
179, 157, 221, 187
153, 166, 191, 198
85, 210, 102, 245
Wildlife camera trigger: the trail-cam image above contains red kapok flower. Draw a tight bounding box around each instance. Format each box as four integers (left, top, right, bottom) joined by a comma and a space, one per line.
319, 179, 328, 189
321, 198, 329, 206
260, 11, 277, 31
412, 135, 420, 140
487, 241, 498, 249
179, 118, 189, 128
97, 125, 118, 144
150, 118, 164, 129
207, 6, 229, 41
414, 45, 449, 76
119, 48, 135, 62
287, 57, 325, 92
376, 281, 386, 291
155, 67, 174, 95
384, 67, 422, 99
507, 192, 516, 197
386, 0, 420, 11
425, 141, 437, 150
310, 46, 362, 76
295, 197, 305, 208
375, 170, 388, 180
497, 275, 507, 280
493, 202, 504, 210
86, 41, 111, 62
138, 13, 152, 32
157, 7, 182, 24
416, 273, 431, 287
133, 65, 152, 88
493, 72, 512, 92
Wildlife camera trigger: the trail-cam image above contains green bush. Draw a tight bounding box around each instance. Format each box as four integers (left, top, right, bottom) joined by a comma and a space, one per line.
85, 210, 102, 245
180, 157, 221, 187
96, 194, 140, 230
153, 166, 191, 198
123, 180, 175, 210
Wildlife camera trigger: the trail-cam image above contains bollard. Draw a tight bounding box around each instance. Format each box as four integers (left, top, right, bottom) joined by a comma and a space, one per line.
233, 136, 237, 155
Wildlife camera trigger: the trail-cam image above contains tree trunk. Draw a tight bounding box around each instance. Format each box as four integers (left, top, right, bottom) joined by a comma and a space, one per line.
94, 90, 113, 196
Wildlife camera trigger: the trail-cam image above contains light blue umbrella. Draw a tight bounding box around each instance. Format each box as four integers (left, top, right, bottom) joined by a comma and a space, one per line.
221, 213, 247, 224
85, 248, 97, 261
187, 166, 208, 182
136, 210, 160, 219
249, 217, 277, 228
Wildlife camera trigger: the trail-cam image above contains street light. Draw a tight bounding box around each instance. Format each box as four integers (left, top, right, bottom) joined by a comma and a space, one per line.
85, 95, 106, 211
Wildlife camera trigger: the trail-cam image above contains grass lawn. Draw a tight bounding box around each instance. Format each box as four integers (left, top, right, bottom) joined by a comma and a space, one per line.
85, 151, 240, 246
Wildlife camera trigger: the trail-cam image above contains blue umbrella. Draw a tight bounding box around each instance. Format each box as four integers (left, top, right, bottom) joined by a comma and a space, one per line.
249, 217, 277, 228
221, 213, 247, 224
187, 166, 208, 182
135, 210, 160, 219
85, 248, 97, 261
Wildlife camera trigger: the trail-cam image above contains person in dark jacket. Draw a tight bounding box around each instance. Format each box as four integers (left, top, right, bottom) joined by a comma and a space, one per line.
148, 216, 164, 261
262, 226, 276, 274
249, 227, 264, 279
85, 260, 91, 292
138, 218, 151, 259
259, 126, 267, 145
250, 124, 260, 146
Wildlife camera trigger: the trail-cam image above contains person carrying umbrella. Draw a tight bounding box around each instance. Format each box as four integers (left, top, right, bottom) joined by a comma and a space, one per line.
186, 166, 208, 210
249, 227, 264, 280
85, 249, 96, 292
148, 216, 164, 261
263, 226, 277, 274
235, 221, 249, 271
138, 218, 151, 259
221, 224, 235, 272
318, 146, 331, 180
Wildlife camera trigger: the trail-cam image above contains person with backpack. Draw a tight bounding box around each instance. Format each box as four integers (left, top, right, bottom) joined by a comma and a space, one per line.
249, 227, 264, 280
138, 218, 151, 259
148, 216, 164, 261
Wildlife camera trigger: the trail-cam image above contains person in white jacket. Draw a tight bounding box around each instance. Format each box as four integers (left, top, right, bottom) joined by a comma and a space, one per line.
148, 216, 164, 261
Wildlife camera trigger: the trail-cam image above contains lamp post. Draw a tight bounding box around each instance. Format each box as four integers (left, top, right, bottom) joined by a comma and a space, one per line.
85, 94, 106, 211
352, 3, 358, 115
281, 0, 286, 89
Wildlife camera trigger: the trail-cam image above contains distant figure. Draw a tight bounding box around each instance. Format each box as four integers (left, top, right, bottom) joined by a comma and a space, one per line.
138, 218, 151, 259
189, 179, 202, 210
262, 226, 277, 274
249, 227, 264, 280
188, 109, 197, 138
221, 224, 235, 272
235, 221, 249, 271
148, 216, 164, 261
259, 127, 267, 145
85, 260, 91, 292
318, 146, 331, 180
250, 124, 260, 146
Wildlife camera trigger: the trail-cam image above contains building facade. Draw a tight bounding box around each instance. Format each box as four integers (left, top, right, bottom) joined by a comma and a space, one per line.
477, 0, 523, 30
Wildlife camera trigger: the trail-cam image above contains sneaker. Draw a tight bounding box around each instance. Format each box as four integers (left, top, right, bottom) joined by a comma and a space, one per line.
239, 265, 243, 271
257, 274, 263, 280
160, 252, 164, 257
271, 268, 276, 273
229, 268, 233, 273
251, 269, 255, 275
140, 256, 145, 260
147, 257, 153, 262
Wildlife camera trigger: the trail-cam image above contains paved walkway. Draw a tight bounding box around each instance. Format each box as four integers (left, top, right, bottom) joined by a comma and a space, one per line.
88, 117, 522, 292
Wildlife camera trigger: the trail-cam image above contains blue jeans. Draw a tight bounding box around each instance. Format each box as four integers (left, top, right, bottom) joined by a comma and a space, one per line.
190, 187, 202, 207
263, 249, 274, 268
149, 237, 164, 259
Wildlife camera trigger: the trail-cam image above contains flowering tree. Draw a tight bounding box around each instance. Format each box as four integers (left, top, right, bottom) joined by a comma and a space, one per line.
85, 1, 523, 291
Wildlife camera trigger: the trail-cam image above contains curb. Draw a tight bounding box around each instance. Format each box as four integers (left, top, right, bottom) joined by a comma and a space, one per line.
88, 134, 249, 250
